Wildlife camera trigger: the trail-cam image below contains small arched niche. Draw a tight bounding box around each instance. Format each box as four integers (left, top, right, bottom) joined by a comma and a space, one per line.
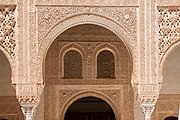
0, 50, 23, 119
64, 49, 82, 79
65, 97, 115, 120
97, 50, 115, 78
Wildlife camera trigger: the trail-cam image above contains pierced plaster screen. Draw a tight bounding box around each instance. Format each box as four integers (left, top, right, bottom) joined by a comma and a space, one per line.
97, 50, 115, 78
64, 50, 82, 79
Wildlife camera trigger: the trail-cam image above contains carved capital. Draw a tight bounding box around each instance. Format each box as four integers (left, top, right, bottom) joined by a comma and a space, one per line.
15, 83, 44, 105
137, 84, 159, 120
138, 95, 157, 120
21, 103, 37, 120
18, 95, 40, 105
140, 102, 155, 120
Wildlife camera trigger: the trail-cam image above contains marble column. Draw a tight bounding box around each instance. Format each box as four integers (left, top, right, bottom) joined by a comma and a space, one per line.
21, 104, 37, 120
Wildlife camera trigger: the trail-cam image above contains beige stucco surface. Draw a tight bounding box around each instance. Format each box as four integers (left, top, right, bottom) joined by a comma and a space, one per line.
161, 45, 180, 94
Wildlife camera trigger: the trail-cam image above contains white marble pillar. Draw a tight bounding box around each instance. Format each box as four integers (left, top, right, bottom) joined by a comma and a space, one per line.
21, 104, 37, 120
141, 103, 155, 120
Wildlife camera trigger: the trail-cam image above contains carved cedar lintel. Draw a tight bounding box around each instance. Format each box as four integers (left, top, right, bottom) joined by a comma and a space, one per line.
0, 5, 16, 58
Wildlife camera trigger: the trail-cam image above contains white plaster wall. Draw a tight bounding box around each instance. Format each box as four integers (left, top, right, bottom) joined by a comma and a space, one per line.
161, 45, 180, 94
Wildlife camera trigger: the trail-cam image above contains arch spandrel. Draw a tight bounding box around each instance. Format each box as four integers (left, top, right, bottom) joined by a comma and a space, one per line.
37, 7, 139, 86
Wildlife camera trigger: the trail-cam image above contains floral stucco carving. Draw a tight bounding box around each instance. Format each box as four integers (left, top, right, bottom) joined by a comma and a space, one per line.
158, 7, 180, 58
37, 6, 137, 45
37, 6, 138, 86
0, 6, 16, 58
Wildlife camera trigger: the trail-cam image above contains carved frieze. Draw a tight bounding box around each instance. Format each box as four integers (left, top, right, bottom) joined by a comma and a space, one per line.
36, 0, 138, 6
37, 6, 137, 46
58, 89, 121, 108
0, 6, 16, 58
158, 7, 180, 56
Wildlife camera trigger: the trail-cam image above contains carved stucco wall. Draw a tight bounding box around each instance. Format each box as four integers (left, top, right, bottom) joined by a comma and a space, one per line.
43, 24, 134, 120
36, 6, 138, 84
0, 0, 180, 120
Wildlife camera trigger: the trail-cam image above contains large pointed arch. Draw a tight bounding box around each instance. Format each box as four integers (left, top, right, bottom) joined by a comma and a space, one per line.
37, 13, 138, 85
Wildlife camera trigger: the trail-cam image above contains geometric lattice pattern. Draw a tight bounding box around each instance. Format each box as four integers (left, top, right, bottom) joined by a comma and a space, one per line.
158, 7, 180, 55
97, 50, 115, 78
64, 50, 82, 79
0, 6, 16, 58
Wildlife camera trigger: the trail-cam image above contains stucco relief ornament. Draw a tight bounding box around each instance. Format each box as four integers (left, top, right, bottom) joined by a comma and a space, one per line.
137, 83, 159, 120
158, 7, 180, 56
0, 6, 16, 58
16, 83, 44, 120
138, 95, 158, 120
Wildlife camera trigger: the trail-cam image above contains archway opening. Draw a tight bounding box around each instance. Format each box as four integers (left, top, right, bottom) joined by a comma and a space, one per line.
0, 50, 24, 119
161, 44, 180, 94
65, 97, 115, 120
153, 44, 180, 119
164, 116, 178, 120
41, 24, 133, 120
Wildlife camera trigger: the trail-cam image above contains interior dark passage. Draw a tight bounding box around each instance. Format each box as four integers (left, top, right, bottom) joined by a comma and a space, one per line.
164, 116, 178, 120
65, 97, 115, 120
